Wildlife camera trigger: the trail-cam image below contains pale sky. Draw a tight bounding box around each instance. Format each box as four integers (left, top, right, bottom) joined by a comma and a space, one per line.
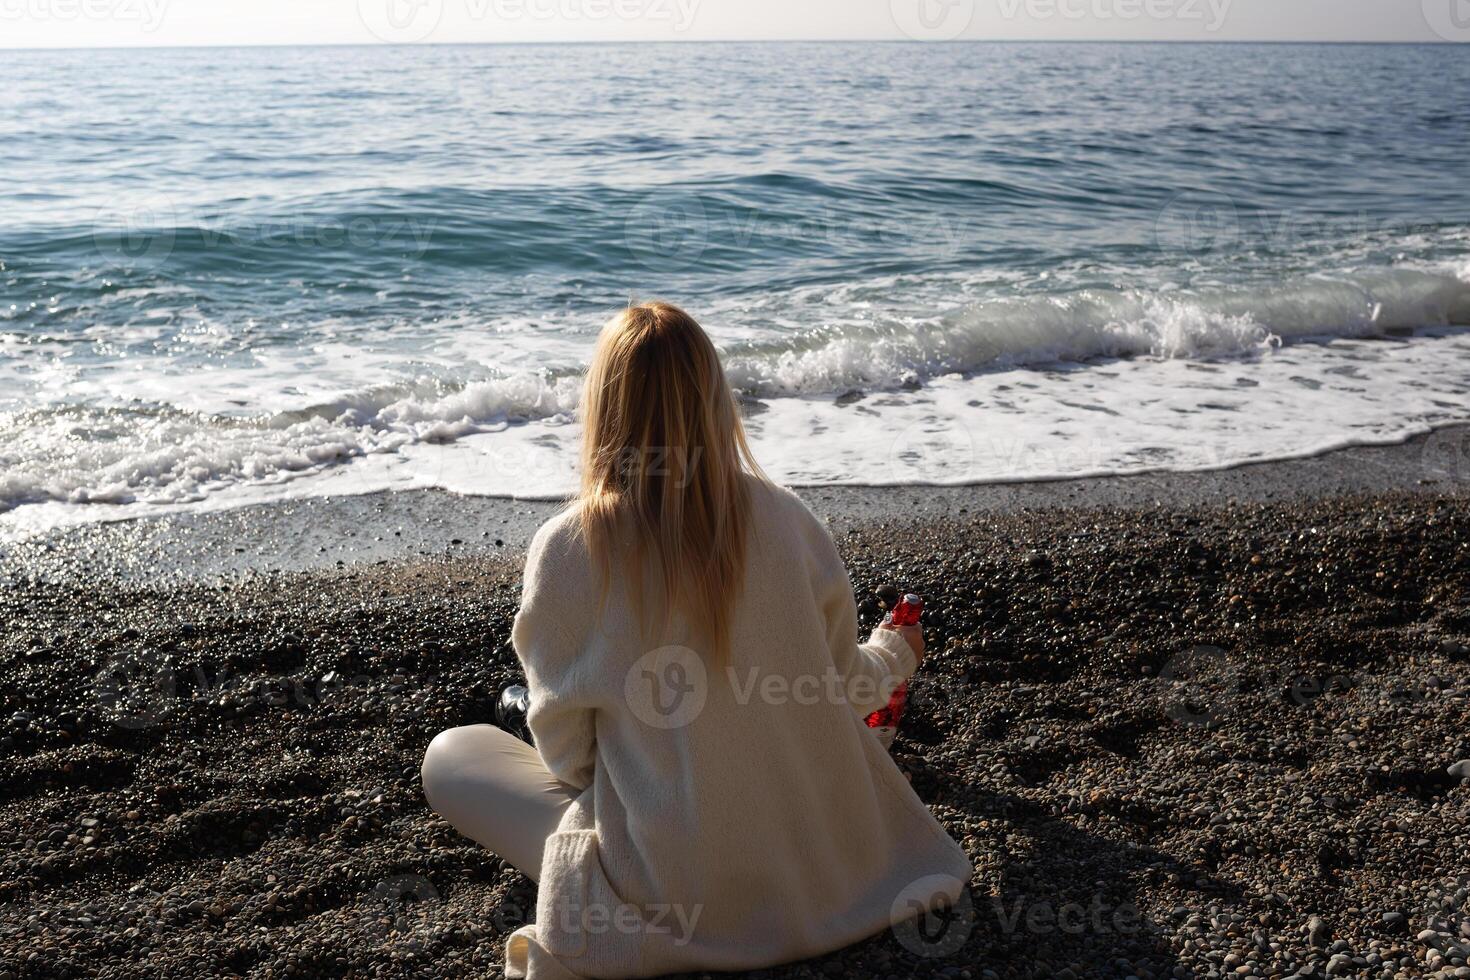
0, 0, 1460, 49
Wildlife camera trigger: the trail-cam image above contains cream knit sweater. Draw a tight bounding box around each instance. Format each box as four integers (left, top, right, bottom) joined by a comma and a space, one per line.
505, 478, 973, 979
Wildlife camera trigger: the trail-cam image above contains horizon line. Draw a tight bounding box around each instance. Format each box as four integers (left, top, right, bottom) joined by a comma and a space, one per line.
0, 37, 1461, 53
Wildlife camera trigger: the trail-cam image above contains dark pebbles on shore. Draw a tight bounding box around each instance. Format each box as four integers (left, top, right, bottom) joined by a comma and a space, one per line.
1, 491, 1468, 979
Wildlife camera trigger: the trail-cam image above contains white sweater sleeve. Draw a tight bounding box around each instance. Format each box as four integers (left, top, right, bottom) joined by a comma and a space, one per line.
512, 520, 597, 791
808, 514, 919, 717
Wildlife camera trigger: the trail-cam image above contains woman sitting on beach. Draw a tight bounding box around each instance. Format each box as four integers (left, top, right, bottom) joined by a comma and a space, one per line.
420, 302, 971, 979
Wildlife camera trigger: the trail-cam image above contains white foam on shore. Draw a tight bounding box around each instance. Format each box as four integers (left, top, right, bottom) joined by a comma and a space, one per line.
2, 267, 1470, 539
721, 268, 1470, 395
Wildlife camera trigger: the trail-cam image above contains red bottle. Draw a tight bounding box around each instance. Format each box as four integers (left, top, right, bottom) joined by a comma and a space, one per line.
865, 594, 921, 748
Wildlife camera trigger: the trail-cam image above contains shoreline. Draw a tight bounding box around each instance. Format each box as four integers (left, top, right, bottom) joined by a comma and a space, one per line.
2, 422, 1467, 586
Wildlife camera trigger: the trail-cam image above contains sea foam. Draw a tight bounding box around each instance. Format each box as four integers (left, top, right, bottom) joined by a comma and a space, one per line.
2, 267, 1468, 536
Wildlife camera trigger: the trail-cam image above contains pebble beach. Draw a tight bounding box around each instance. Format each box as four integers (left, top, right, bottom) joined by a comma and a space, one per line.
2, 434, 1469, 980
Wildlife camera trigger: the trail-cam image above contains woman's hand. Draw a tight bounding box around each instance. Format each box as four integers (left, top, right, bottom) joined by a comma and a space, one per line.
882, 622, 924, 664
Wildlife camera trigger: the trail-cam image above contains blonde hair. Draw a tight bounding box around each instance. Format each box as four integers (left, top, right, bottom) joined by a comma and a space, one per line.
575, 302, 764, 664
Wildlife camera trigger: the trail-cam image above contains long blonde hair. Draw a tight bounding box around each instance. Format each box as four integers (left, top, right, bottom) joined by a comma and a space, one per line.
576, 302, 763, 663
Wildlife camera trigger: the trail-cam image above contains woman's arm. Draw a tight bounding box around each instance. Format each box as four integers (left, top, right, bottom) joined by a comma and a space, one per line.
512, 519, 597, 791
806, 515, 921, 718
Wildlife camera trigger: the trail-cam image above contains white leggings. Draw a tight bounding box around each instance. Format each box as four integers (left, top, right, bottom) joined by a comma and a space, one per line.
421, 724, 579, 882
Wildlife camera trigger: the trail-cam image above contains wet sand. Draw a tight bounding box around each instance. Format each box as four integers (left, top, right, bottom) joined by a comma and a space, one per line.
5, 424, 1469, 586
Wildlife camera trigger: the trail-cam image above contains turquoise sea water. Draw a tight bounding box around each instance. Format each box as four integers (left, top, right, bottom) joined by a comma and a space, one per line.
2, 42, 1469, 533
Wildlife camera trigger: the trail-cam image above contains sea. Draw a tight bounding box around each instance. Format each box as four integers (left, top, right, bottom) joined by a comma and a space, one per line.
3, 40, 1469, 538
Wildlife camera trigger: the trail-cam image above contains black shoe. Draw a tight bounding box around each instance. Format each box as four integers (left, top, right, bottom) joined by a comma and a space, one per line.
495, 685, 533, 744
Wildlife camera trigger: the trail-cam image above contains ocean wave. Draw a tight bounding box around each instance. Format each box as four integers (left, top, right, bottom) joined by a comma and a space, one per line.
0, 407, 406, 511
264, 266, 1470, 424
272, 374, 582, 431
722, 267, 1470, 397
2, 267, 1468, 516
